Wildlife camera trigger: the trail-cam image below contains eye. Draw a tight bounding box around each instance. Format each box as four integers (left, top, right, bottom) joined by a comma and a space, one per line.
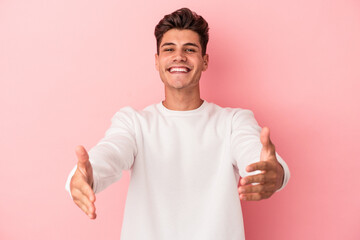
163, 48, 174, 52
185, 48, 196, 52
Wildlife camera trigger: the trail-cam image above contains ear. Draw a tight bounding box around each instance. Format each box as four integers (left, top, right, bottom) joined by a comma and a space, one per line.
202, 54, 209, 71
155, 53, 159, 71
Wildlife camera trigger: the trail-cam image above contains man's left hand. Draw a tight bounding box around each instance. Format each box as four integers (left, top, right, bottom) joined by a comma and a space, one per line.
238, 127, 284, 201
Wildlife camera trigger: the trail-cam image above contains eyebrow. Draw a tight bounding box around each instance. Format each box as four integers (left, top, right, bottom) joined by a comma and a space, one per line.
160, 42, 200, 48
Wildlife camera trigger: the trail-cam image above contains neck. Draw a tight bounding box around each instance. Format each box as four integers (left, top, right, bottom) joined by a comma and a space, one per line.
162, 86, 203, 111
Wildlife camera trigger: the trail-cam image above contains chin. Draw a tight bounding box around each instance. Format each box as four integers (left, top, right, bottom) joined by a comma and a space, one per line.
170, 83, 187, 89
165, 78, 186, 87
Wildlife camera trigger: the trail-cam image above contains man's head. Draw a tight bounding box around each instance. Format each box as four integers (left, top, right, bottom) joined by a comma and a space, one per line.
154, 8, 210, 92
154, 8, 209, 56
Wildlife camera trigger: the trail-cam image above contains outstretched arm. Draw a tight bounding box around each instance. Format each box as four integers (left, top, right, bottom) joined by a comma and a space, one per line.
65, 108, 138, 218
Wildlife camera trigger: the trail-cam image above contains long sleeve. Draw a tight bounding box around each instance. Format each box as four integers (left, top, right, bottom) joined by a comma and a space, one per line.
230, 109, 290, 190
65, 107, 138, 194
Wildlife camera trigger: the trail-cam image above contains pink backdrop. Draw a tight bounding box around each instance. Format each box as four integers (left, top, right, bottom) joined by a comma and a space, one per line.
1, 0, 359, 239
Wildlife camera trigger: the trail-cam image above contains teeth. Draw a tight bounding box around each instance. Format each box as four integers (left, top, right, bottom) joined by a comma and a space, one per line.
169, 67, 189, 73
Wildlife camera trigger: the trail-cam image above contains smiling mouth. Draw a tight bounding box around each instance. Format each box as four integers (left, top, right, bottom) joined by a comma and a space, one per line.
168, 67, 191, 73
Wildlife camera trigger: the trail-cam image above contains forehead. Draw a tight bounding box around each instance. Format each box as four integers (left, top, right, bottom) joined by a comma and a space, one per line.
161, 29, 201, 46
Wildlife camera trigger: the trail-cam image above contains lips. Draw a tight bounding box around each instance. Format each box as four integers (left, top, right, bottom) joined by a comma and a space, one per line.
168, 66, 191, 73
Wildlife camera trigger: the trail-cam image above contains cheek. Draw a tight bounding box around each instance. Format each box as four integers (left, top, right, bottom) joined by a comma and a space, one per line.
159, 58, 169, 70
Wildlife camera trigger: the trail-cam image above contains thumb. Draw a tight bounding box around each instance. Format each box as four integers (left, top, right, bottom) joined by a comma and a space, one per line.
75, 145, 90, 168
75, 145, 94, 187
260, 127, 271, 148
260, 127, 275, 159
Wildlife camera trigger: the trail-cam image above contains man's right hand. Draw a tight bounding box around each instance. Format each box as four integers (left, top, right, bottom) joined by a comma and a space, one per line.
70, 145, 97, 219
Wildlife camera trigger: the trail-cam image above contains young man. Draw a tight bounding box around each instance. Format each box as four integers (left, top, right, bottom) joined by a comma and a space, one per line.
66, 8, 290, 240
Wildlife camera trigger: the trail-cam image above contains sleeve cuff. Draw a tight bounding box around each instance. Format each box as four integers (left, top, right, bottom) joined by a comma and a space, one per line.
275, 152, 290, 192
65, 165, 77, 199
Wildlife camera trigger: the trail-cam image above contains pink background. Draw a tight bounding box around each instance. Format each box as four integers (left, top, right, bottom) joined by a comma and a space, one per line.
1, 0, 359, 239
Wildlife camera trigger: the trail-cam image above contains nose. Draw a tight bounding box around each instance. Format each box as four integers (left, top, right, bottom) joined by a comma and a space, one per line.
173, 51, 187, 62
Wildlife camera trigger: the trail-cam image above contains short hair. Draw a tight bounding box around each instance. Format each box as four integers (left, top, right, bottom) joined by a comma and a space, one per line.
154, 8, 209, 56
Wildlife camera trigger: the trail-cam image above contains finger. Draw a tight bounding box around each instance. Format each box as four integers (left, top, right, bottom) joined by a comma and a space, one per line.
241, 173, 266, 185
241, 171, 279, 185
239, 192, 273, 201
89, 212, 97, 219
238, 184, 264, 194
74, 198, 89, 215
80, 182, 96, 203
73, 187, 95, 208
75, 199, 97, 219
238, 183, 276, 194
73, 190, 97, 217
86, 201, 96, 219
246, 161, 269, 172
75, 145, 90, 168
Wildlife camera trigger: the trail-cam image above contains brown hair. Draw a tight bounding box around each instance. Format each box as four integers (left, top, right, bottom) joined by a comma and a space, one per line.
154, 8, 209, 56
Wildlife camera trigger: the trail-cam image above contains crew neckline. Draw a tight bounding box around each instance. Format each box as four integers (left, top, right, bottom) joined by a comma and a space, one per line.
157, 100, 208, 115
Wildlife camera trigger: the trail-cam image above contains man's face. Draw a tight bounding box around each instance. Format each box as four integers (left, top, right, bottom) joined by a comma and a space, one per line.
155, 29, 209, 91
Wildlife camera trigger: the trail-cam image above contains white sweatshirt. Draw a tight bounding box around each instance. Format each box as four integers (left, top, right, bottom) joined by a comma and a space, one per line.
66, 100, 290, 240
